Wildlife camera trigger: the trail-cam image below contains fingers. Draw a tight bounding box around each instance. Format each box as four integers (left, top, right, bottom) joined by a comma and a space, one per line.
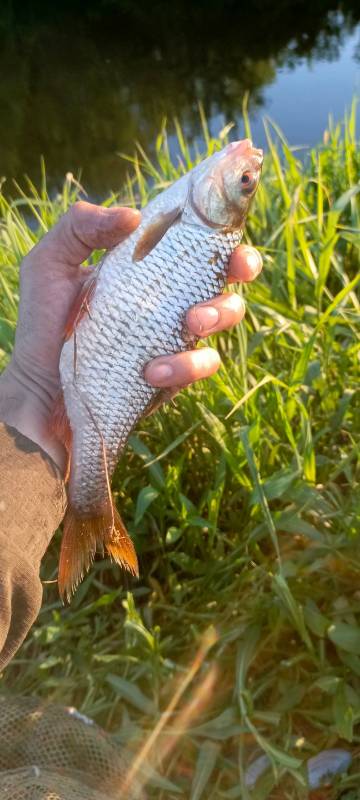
145, 291, 245, 389
145, 243, 262, 389
145, 347, 220, 388
186, 292, 245, 337
38, 201, 141, 267
228, 244, 263, 283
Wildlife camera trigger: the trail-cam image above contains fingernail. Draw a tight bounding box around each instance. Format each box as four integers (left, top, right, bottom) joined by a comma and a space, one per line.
247, 250, 262, 278
125, 208, 141, 222
194, 305, 220, 332
105, 207, 141, 224
148, 363, 173, 383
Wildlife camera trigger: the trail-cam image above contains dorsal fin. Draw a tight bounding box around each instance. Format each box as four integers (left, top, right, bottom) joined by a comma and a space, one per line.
132, 207, 182, 262
64, 275, 97, 341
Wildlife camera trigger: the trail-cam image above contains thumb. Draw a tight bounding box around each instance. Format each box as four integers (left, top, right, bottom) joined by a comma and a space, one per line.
37, 201, 141, 267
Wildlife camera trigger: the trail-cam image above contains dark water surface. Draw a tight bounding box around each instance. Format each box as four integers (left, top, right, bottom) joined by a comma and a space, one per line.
1, 1, 359, 198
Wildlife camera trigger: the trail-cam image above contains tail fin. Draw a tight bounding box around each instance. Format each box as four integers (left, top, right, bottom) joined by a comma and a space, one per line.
58, 504, 139, 602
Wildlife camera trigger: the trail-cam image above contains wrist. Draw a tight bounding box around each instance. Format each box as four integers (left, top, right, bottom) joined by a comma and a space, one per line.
0, 363, 65, 471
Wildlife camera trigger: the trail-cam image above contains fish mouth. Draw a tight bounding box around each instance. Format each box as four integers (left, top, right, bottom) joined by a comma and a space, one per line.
226, 138, 263, 168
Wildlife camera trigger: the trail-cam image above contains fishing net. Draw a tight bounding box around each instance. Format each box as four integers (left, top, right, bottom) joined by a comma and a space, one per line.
0, 695, 145, 800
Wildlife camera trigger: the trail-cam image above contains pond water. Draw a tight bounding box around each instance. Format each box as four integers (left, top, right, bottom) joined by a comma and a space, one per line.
1, 1, 359, 198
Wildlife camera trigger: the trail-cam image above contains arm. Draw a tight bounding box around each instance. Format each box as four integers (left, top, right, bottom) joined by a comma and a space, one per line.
0, 199, 262, 669
0, 423, 66, 670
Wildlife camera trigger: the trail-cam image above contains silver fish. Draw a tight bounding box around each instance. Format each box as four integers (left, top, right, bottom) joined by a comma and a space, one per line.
55, 139, 263, 599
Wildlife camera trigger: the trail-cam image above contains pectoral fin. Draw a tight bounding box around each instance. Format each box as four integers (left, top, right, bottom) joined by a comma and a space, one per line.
132, 207, 182, 262
64, 275, 97, 340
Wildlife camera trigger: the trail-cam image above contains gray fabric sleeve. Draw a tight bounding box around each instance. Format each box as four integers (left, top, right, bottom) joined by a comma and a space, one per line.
0, 423, 66, 670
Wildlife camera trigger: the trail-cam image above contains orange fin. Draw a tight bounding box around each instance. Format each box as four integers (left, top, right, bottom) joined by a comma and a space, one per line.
50, 391, 72, 451
106, 506, 139, 575
132, 207, 182, 262
64, 275, 97, 340
49, 391, 72, 481
58, 503, 139, 602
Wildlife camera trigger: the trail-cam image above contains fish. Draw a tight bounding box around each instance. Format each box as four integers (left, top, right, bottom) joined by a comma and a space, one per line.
53, 138, 263, 601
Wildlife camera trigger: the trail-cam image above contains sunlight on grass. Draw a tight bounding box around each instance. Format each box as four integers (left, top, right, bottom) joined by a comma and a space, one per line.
0, 102, 359, 799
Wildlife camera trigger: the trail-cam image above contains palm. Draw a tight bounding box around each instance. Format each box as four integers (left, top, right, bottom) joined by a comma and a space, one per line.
0, 197, 262, 469
16, 257, 88, 399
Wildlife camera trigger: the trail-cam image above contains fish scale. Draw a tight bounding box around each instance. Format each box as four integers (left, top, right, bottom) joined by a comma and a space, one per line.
62, 224, 240, 510
56, 140, 263, 599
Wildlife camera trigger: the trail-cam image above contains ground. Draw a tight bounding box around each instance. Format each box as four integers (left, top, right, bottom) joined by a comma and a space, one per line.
0, 107, 359, 798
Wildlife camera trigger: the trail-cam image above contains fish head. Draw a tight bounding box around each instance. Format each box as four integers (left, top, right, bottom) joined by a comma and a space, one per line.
190, 139, 263, 230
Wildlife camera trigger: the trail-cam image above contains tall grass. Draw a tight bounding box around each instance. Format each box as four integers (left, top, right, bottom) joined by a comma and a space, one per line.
0, 103, 359, 799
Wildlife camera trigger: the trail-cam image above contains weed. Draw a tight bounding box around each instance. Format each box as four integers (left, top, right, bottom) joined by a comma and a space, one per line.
0, 103, 359, 798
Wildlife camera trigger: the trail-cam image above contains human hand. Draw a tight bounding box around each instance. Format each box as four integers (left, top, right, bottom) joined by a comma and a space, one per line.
144, 243, 262, 388
0, 201, 262, 470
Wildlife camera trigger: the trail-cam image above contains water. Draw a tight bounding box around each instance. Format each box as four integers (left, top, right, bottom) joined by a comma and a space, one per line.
250, 24, 360, 147
0, 1, 359, 198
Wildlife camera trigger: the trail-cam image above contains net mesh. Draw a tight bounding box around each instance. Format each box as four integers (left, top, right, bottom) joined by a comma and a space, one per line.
0, 768, 111, 800
0, 696, 145, 800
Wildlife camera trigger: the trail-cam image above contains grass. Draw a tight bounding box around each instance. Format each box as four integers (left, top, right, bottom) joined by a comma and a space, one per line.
0, 102, 359, 799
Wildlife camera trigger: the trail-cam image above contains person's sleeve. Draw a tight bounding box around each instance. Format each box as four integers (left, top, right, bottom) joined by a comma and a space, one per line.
0, 422, 66, 670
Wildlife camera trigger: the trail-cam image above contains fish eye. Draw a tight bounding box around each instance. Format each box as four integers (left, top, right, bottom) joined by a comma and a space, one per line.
241, 171, 256, 191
